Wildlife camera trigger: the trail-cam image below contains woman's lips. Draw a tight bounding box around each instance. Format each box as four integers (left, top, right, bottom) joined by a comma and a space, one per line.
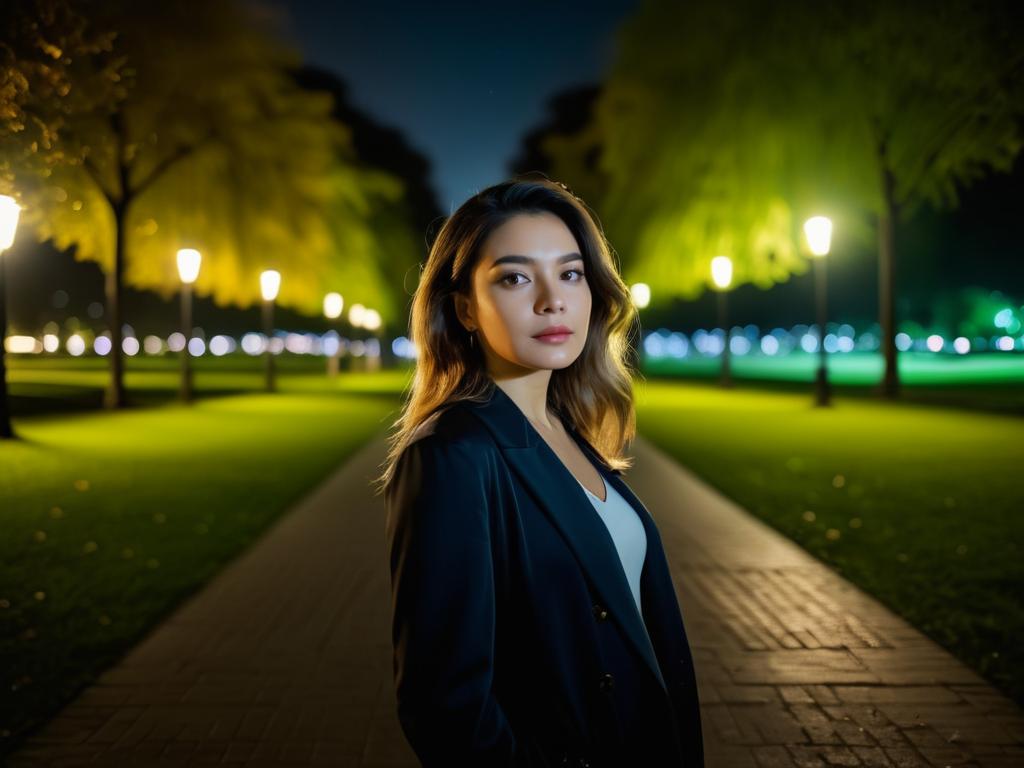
532, 331, 573, 343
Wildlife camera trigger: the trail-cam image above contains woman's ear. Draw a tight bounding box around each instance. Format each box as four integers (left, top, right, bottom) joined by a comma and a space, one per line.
453, 291, 476, 332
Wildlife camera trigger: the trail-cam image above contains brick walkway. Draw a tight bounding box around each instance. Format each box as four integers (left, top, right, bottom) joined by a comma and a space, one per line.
8, 433, 1024, 766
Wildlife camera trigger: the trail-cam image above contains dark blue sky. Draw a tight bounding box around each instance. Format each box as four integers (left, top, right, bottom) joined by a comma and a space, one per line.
274, 0, 638, 213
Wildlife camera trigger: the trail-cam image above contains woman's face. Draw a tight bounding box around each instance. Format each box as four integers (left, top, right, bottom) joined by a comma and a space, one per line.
455, 212, 592, 376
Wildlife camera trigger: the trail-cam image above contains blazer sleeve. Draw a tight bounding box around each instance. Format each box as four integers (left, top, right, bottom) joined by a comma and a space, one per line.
384, 433, 551, 768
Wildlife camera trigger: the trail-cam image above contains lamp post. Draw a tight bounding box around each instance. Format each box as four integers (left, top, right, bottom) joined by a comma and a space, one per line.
176, 249, 201, 403
348, 303, 365, 371
260, 270, 281, 392
0, 195, 21, 439
804, 216, 833, 407
711, 256, 733, 388
364, 308, 382, 372
629, 282, 650, 371
323, 291, 343, 378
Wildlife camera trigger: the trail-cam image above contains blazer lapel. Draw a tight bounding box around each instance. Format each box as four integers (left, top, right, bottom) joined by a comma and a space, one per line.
466, 384, 668, 693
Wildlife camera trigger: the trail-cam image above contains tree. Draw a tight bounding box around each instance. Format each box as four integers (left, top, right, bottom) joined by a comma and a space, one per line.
4, 0, 399, 409
559, 0, 1022, 396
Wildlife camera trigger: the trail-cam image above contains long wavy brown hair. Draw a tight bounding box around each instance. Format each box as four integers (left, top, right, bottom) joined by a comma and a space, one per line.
373, 176, 641, 497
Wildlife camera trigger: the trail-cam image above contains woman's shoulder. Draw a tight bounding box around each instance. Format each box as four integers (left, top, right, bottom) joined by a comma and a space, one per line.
406, 399, 496, 455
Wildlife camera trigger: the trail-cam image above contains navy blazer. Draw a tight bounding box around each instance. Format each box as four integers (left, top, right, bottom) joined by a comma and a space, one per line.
384, 383, 704, 767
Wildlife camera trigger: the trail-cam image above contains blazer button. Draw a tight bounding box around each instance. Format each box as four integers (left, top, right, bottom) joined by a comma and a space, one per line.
592, 604, 609, 621
598, 672, 615, 692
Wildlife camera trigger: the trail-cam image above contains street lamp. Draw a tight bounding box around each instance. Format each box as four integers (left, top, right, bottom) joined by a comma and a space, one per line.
711, 255, 733, 388
0, 195, 21, 439
804, 216, 833, 407
363, 307, 382, 372
323, 291, 344, 378
260, 269, 281, 392
176, 248, 201, 403
629, 283, 651, 370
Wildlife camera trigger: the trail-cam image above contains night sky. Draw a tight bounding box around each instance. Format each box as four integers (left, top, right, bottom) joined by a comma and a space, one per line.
273, 0, 638, 212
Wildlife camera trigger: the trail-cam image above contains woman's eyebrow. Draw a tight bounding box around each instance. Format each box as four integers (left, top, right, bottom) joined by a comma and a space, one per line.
490, 252, 583, 268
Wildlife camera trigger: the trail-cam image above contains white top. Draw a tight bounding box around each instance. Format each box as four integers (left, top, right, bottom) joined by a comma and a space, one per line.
576, 474, 648, 624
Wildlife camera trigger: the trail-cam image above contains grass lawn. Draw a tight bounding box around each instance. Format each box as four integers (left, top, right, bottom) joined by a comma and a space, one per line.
0, 364, 408, 755
634, 378, 1024, 707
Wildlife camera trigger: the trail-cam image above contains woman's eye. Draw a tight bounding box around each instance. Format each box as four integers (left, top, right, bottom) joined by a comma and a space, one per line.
564, 269, 585, 281
499, 269, 584, 286
500, 273, 525, 286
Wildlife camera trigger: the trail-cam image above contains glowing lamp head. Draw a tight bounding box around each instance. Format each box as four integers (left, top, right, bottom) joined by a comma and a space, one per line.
348, 303, 366, 328
0, 195, 21, 251
711, 256, 733, 289
176, 248, 201, 284
630, 282, 651, 309
323, 292, 344, 319
803, 216, 832, 257
260, 270, 281, 301
363, 308, 382, 331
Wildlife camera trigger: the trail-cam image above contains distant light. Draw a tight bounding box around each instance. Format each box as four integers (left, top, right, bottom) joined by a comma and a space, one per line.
322, 335, 340, 356
630, 283, 651, 308
761, 336, 779, 355
710, 256, 733, 289
926, 334, 944, 353
364, 337, 381, 358
67, 334, 87, 356
87, 302, 103, 319
350, 339, 366, 357
348, 303, 367, 328
953, 337, 971, 354
803, 216, 832, 256
285, 333, 311, 354
167, 332, 185, 353
122, 336, 140, 356
0, 195, 21, 250
730, 336, 751, 355
823, 333, 839, 353
997, 335, 1015, 351
836, 336, 854, 353
260, 270, 281, 301
241, 333, 264, 356
43, 333, 59, 353
363, 309, 382, 331
895, 333, 913, 352
187, 337, 205, 356
268, 336, 284, 355
209, 335, 232, 356
324, 292, 343, 319
666, 332, 689, 358
994, 308, 1013, 328
5, 335, 40, 353
644, 332, 665, 358
93, 335, 110, 356
143, 335, 163, 355
800, 333, 818, 353
392, 336, 415, 359
176, 248, 201, 284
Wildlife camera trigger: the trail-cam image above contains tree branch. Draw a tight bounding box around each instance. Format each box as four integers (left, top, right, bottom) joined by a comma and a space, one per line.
132, 130, 215, 198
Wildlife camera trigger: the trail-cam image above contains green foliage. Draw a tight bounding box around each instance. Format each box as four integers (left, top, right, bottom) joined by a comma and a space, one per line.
2, 0, 405, 320
583, 0, 1022, 303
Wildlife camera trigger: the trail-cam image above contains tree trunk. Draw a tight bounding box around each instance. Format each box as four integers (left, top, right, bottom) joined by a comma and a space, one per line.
104, 200, 126, 409
877, 141, 900, 399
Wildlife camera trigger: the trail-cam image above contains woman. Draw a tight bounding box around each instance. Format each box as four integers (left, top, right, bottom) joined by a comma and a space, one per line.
376, 178, 704, 767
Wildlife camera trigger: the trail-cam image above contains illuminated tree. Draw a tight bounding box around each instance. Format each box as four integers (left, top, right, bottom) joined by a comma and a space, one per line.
549, 0, 1022, 396
4, 0, 399, 408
